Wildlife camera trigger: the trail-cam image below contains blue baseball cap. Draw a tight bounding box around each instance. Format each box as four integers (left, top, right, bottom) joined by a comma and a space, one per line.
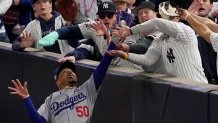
54, 61, 76, 80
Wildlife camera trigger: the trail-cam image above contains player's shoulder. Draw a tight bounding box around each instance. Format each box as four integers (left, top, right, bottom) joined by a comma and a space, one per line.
178, 22, 196, 36
49, 91, 62, 98
45, 90, 65, 102
179, 22, 193, 30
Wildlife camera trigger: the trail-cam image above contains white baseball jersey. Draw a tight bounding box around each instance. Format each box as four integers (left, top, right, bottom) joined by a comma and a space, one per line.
128, 18, 208, 83
78, 20, 143, 70
128, 31, 167, 74
38, 75, 97, 123
210, 32, 218, 76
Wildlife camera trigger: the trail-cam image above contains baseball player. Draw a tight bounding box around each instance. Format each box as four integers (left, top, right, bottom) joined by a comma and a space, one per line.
108, 1, 208, 83
8, 41, 115, 123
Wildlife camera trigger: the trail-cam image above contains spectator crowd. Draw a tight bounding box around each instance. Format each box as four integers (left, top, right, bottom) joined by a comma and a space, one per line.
5, 0, 218, 122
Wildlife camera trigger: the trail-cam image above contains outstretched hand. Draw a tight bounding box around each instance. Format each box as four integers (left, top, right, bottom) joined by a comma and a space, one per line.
112, 26, 131, 43
20, 31, 34, 48
8, 79, 29, 99
92, 20, 112, 44
115, 43, 130, 52
188, 0, 201, 15
58, 56, 76, 63
91, 20, 108, 36
107, 50, 128, 59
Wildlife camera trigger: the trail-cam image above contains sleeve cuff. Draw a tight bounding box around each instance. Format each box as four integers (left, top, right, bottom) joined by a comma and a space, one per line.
22, 94, 30, 100
130, 24, 141, 35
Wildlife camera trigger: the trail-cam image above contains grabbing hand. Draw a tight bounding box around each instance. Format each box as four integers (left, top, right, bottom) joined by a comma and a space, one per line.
20, 31, 34, 48
188, 0, 201, 15
115, 43, 130, 52
107, 50, 128, 59
38, 31, 59, 46
112, 26, 131, 43
58, 56, 76, 63
8, 79, 29, 99
178, 9, 190, 20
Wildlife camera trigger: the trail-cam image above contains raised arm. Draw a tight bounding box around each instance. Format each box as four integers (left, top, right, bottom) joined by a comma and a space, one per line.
189, 13, 218, 33
56, 25, 84, 40
38, 25, 85, 46
186, 0, 218, 32
108, 46, 160, 68
131, 18, 179, 38
23, 97, 47, 123
92, 41, 115, 90
179, 9, 213, 43
8, 79, 47, 123
115, 18, 193, 44
12, 31, 34, 51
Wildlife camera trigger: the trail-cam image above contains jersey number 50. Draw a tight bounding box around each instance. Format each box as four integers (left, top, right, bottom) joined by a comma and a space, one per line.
76, 106, 89, 117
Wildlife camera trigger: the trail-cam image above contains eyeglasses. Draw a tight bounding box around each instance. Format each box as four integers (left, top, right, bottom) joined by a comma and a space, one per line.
98, 12, 114, 19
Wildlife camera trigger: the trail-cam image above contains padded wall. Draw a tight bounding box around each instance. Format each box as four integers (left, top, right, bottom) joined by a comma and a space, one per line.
1, 46, 218, 123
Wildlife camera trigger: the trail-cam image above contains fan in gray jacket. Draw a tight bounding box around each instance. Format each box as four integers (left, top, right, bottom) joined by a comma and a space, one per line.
12, 0, 73, 54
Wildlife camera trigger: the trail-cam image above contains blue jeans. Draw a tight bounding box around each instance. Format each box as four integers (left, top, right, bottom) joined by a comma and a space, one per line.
0, 32, 9, 43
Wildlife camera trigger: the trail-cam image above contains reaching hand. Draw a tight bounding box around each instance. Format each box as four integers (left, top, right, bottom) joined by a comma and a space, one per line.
188, 0, 201, 15
38, 31, 59, 46
107, 50, 128, 59
112, 26, 131, 43
91, 21, 108, 36
20, 31, 34, 48
178, 9, 190, 20
58, 56, 76, 63
115, 43, 130, 52
8, 79, 29, 99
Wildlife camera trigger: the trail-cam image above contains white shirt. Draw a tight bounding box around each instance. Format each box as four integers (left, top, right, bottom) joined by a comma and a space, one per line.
128, 18, 208, 83
210, 32, 218, 76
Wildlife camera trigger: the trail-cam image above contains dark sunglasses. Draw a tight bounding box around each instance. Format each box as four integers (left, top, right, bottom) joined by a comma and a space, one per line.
98, 12, 114, 19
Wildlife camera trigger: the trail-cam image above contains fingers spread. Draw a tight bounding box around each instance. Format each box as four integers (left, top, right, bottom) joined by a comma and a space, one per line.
24, 82, 28, 89
16, 79, 23, 88
11, 80, 18, 89
10, 92, 18, 95
8, 87, 17, 91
